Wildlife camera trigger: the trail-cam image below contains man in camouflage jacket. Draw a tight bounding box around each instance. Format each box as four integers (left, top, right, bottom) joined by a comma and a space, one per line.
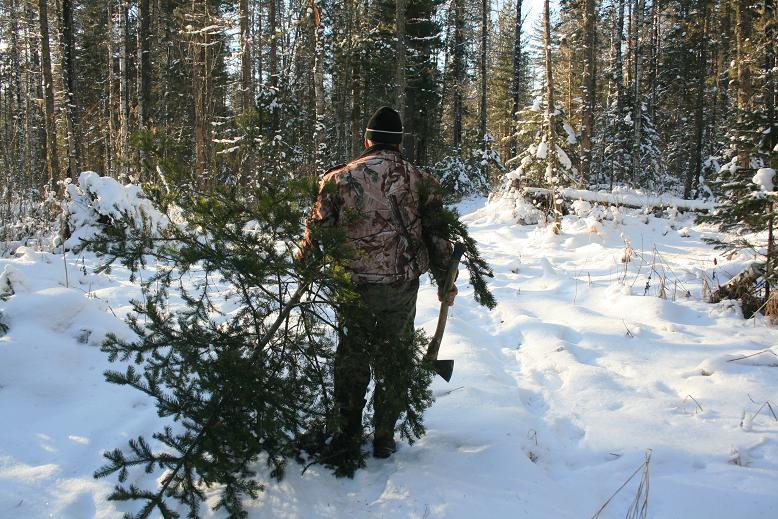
299, 106, 456, 462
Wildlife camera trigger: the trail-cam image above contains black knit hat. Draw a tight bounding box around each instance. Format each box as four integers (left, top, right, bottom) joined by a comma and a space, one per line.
364, 106, 403, 144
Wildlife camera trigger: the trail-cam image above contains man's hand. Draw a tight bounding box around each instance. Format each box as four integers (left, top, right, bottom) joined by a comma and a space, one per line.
437, 283, 457, 307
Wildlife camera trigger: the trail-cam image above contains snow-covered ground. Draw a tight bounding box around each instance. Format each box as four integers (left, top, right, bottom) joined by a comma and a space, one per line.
1, 196, 777, 518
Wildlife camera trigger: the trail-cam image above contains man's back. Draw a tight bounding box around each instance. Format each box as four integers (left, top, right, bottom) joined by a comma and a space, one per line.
307, 144, 448, 284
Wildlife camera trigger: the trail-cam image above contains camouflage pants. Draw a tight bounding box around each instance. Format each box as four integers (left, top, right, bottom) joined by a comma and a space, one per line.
333, 278, 419, 443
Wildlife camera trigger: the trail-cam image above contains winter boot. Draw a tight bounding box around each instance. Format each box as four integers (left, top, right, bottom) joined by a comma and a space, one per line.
324, 398, 367, 477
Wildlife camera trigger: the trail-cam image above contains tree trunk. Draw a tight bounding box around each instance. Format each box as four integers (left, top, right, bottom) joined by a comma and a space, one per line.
631, 0, 643, 183
352, 0, 370, 156
38, 0, 60, 190
648, 0, 659, 122
395, 0, 407, 152
255, 0, 262, 94
734, 0, 753, 170
713, 0, 731, 144
118, 0, 130, 180
480, 0, 488, 165
106, 0, 116, 178
61, 0, 81, 180
189, 2, 211, 181
510, 0, 523, 158
581, 0, 596, 184
765, 0, 777, 151
609, 0, 625, 187
137, 0, 151, 126
625, 0, 633, 86
9, 0, 24, 182
269, 0, 279, 132
543, 0, 560, 233
312, 0, 326, 170
687, 7, 709, 199
239, 0, 254, 112
452, 0, 465, 151
735, 0, 752, 111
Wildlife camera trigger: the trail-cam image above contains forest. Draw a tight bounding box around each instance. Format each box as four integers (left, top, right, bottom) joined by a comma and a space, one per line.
0, 0, 774, 210
0, 1, 778, 518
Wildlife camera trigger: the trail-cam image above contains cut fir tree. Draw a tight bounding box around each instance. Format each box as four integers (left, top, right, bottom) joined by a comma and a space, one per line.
79, 168, 495, 518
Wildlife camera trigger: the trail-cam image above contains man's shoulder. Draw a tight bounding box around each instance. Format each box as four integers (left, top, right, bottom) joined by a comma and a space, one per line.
322, 154, 386, 182
321, 151, 435, 184
320, 163, 348, 183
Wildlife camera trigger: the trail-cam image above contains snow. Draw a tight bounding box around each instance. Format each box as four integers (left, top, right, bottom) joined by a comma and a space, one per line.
753, 168, 776, 193
556, 145, 572, 170
562, 123, 577, 145
535, 140, 548, 160
2, 196, 778, 518
63, 172, 169, 250
524, 186, 715, 212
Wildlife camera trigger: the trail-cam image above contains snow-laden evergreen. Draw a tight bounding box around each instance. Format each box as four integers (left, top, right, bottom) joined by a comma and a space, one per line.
504, 99, 580, 189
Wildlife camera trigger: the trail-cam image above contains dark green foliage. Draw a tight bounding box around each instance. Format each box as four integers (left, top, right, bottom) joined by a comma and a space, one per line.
432, 152, 489, 200
90, 177, 345, 518
130, 130, 194, 193
702, 110, 777, 236
362, 0, 444, 165
420, 179, 497, 310
592, 94, 664, 191
84, 166, 449, 517
396, 331, 436, 442
701, 113, 778, 313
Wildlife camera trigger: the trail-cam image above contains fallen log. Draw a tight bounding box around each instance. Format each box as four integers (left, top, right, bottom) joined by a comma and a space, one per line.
711, 262, 765, 317
522, 187, 714, 213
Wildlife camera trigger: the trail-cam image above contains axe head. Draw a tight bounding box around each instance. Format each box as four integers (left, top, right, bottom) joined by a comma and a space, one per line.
434, 359, 454, 382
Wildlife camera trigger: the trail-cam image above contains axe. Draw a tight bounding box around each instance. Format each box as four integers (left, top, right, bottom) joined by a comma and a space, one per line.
424, 242, 465, 382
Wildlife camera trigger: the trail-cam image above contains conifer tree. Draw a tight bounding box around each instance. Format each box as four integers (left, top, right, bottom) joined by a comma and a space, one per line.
505, 99, 580, 190
79, 145, 495, 516
82, 174, 440, 517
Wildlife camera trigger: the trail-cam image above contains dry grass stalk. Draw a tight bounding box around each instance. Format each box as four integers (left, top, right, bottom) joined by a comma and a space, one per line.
590, 450, 652, 519
727, 349, 778, 364
702, 277, 711, 302
765, 293, 778, 323
657, 276, 667, 299
683, 394, 704, 414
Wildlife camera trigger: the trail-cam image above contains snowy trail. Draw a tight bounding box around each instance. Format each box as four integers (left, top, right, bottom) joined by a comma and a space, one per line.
2, 197, 778, 518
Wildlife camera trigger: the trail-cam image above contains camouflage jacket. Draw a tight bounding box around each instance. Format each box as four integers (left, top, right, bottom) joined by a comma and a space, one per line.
301, 145, 453, 285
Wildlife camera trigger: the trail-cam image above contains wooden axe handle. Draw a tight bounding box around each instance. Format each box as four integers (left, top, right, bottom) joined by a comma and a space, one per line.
425, 242, 465, 362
